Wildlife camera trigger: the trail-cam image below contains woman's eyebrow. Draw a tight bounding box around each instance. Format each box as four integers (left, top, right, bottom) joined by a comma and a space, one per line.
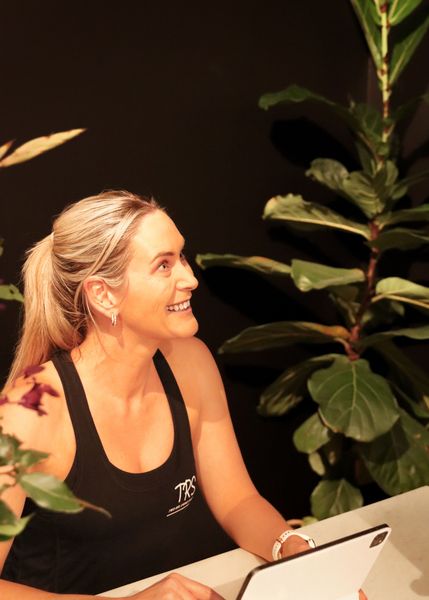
149, 241, 186, 264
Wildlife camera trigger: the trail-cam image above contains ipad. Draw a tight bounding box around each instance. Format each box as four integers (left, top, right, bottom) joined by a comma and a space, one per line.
236, 524, 391, 600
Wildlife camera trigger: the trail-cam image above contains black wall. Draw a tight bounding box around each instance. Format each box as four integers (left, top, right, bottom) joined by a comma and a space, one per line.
1, 1, 428, 519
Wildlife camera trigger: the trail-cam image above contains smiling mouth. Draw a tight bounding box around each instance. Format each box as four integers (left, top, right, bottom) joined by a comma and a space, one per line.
166, 299, 191, 312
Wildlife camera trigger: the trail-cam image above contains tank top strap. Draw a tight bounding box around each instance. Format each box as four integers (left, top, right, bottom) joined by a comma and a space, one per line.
51, 350, 97, 456
51, 349, 194, 487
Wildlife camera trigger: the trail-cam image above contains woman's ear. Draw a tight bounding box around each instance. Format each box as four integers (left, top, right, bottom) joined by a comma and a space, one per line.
83, 277, 118, 319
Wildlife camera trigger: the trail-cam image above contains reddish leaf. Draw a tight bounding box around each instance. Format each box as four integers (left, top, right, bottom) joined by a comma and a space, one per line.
18, 384, 47, 416
23, 365, 44, 378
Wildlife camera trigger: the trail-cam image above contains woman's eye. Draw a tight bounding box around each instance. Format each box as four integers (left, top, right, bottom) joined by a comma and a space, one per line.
158, 260, 170, 271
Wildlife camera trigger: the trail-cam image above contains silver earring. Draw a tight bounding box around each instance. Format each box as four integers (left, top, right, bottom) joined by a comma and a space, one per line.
111, 312, 118, 327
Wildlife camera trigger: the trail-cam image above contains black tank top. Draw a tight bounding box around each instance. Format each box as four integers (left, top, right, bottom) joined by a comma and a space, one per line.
3, 350, 232, 594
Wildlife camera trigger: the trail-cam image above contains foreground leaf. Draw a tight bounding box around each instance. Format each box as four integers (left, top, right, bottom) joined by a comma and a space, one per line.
0, 501, 32, 541
19, 473, 85, 513
308, 356, 399, 441
263, 194, 370, 239
359, 410, 429, 495
291, 259, 365, 292
293, 412, 333, 453
0, 129, 85, 168
195, 253, 291, 277
310, 479, 363, 519
0, 284, 24, 302
0, 140, 14, 161
258, 354, 338, 417
219, 322, 350, 354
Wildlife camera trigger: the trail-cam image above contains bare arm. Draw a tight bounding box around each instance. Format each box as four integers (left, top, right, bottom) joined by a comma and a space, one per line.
167, 338, 310, 562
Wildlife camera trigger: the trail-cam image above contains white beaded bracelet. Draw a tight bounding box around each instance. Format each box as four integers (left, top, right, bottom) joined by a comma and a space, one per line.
272, 530, 316, 561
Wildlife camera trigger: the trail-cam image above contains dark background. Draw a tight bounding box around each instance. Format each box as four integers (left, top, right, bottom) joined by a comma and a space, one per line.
0, 0, 428, 533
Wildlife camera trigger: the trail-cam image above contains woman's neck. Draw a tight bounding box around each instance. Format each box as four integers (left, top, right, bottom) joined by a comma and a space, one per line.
71, 329, 160, 404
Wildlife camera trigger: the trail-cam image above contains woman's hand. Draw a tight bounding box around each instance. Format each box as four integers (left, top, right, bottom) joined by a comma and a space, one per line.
359, 590, 368, 600
279, 534, 313, 559
126, 572, 225, 599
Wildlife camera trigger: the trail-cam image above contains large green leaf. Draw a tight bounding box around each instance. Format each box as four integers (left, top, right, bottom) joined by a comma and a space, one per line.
308, 452, 326, 476
293, 412, 333, 453
389, 0, 424, 25
16, 449, 49, 469
305, 158, 349, 192
340, 171, 388, 218
350, 0, 382, 69
307, 160, 397, 218
310, 478, 363, 519
258, 354, 338, 417
390, 11, 429, 84
359, 410, 429, 495
375, 341, 429, 410
0, 500, 32, 541
308, 356, 399, 442
219, 322, 350, 354
258, 85, 354, 128
377, 204, 429, 228
291, 259, 365, 292
371, 228, 429, 251
195, 253, 291, 277
373, 277, 429, 310
393, 93, 429, 123
0, 284, 24, 302
19, 473, 85, 513
263, 195, 370, 239
359, 324, 429, 349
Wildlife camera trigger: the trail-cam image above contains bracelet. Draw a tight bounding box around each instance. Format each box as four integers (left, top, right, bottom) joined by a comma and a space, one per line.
272, 530, 316, 561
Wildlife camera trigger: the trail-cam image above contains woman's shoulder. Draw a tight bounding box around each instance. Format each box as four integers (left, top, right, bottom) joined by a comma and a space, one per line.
159, 336, 216, 374
158, 337, 225, 409
1, 360, 66, 450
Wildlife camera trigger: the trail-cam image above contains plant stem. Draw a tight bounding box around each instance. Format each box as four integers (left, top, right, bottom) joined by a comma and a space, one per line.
348, 222, 380, 355
376, 1, 392, 143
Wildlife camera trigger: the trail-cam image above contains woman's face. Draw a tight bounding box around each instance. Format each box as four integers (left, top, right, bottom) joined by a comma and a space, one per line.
117, 210, 199, 343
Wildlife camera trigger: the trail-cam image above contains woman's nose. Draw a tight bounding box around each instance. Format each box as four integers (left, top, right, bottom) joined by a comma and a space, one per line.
177, 263, 199, 291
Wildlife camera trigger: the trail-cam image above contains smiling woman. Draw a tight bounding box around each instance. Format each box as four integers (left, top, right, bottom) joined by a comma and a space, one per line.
0, 190, 315, 600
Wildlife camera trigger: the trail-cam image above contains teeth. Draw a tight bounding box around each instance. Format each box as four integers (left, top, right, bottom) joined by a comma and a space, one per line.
167, 300, 190, 312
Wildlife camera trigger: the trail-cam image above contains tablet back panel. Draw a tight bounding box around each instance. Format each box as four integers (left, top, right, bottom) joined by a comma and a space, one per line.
237, 524, 391, 600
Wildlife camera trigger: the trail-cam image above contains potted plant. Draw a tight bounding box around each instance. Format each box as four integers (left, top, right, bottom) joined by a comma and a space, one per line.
197, 0, 429, 519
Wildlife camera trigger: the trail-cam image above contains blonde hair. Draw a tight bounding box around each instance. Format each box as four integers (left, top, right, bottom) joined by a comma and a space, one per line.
6, 190, 160, 386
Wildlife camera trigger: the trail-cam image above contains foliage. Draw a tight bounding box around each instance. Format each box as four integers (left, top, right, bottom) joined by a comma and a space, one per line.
0, 127, 99, 540
197, 0, 429, 518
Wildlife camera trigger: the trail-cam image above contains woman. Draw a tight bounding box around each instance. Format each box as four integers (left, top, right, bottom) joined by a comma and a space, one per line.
0, 191, 363, 599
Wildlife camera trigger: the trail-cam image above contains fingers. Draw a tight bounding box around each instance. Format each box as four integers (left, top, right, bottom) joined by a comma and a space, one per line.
280, 536, 313, 558
359, 590, 368, 600
135, 572, 225, 599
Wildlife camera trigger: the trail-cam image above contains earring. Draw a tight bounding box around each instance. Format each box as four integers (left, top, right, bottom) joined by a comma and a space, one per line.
111, 312, 118, 327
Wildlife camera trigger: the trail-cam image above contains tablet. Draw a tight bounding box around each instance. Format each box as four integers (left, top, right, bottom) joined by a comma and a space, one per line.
236, 523, 391, 600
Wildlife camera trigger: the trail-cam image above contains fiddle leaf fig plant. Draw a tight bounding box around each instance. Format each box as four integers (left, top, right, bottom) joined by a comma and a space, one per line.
197, 0, 429, 519
0, 126, 110, 540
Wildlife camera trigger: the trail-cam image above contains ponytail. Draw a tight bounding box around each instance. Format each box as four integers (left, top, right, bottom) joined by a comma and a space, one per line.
5, 190, 159, 388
